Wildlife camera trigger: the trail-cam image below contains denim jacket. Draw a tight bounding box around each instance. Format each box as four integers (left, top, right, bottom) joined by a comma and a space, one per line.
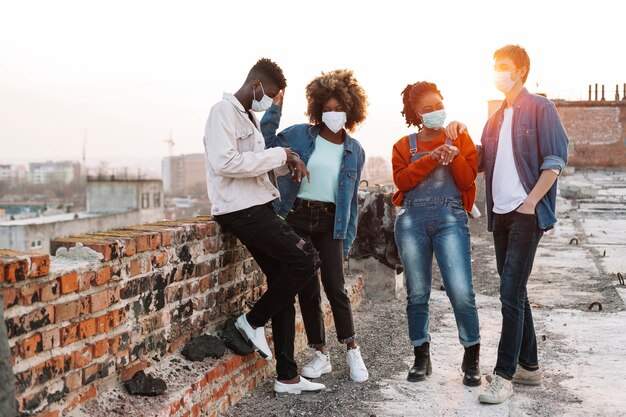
480, 88, 569, 231
261, 104, 366, 256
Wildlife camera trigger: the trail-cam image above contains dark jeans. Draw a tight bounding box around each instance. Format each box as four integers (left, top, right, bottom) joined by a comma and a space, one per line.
287, 200, 356, 347
493, 211, 543, 380
0, 295, 17, 417
214, 203, 318, 380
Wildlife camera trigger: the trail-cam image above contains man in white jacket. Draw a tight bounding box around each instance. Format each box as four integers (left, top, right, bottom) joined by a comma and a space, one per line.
203, 58, 325, 395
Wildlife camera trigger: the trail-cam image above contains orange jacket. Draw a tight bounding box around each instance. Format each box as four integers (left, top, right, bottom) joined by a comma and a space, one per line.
391, 132, 478, 212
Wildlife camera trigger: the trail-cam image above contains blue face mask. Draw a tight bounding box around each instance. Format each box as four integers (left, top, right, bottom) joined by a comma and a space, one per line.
419, 109, 447, 130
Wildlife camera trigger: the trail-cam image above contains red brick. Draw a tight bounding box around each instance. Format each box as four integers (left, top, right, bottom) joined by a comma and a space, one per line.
109, 308, 125, 328
60, 323, 79, 347
41, 328, 60, 351
78, 317, 96, 339
152, 251, 169, 268
212, 380, 230, 401
93, 266, 111, 286
120, 360, 148, 382
134, 234, 150, 253
82, 363, 99, 385
90, 289, 111, 313
5, 305, 54, 338
19, 281, 40, 305
59, 272, 79, 294
160, 230, 172, 246
78, 271, 93, 291
72, 346, 92, 368
55, 298, 90, 323
95, 313, 110, 334
33, 411, 59, 417
40, 280, 59, 302
128, 258, 140, 277
91, 339, 109, 358
20, 333, 42, 359
205, 364, 224, 383
3, 286, 17, 309
1, 256, 29, 283
27, 252, 50, 278
64, 370, 83, 393
66, 384, 97, 411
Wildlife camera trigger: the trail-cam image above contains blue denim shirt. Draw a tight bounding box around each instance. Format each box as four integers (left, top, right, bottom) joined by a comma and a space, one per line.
480, 88, 569, 232
261, 104, 366, 256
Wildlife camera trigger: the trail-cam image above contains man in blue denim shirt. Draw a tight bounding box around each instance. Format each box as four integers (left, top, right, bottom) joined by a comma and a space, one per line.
477, 45, 569, 404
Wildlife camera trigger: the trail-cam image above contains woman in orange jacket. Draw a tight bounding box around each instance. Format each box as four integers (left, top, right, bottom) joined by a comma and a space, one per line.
392, 81, 481, 387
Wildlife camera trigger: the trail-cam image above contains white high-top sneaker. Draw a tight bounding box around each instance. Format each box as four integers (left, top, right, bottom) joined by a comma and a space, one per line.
346, 346, 369, 382
300, 351, 332, 379
234, 314, 272, 360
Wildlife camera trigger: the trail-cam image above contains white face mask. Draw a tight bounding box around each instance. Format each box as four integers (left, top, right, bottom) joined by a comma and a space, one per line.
494, 70, 517, 93
251, 82, 273, 112
322, 111, 347, 133
419, 109, 446, 130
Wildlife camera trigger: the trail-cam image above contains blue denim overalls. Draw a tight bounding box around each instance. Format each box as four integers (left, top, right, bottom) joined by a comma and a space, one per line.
394, 133, 480, 347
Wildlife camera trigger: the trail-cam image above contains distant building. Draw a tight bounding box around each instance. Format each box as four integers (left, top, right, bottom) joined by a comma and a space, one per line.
162, 154, 206, 196
29, 160, 81, 184
0, 178, 165, 254
0, 165, 10, 182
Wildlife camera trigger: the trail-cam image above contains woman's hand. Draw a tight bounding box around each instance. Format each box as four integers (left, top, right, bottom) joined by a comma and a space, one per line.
430, 145, 459, 165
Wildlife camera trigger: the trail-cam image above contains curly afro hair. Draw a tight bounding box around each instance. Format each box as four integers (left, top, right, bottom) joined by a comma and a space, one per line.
305, 69, 367, 132
247, 58, 287, 90
401, 81, 443, 129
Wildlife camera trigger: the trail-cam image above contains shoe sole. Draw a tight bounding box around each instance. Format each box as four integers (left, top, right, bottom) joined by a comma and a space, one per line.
300, 365, 332, 379
350, 374, 369, 383
274, 388, 324, 396
407, 362, 432, 382
234, 321, 270, 359
511, 378, 541, 386
478, 396, 509, 404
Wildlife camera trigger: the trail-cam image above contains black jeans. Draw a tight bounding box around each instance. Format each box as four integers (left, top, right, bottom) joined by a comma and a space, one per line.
214, 203, 318, 380
287, 200, 356, 347
492, 211, 544, 380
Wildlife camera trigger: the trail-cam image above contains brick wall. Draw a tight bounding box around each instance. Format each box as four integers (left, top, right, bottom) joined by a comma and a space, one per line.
0, 217, 364, 416
555, 101, 626, 167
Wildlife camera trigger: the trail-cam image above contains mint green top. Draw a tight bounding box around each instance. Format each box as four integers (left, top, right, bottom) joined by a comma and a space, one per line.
297, 135, 344, 203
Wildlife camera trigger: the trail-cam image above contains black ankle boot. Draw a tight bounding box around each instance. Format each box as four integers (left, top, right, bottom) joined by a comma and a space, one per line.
462, 343, 481, 386
407, 342, 431, 382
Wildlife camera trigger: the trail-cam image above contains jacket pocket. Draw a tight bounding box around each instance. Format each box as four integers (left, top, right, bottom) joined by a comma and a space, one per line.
236, 127, 255, 152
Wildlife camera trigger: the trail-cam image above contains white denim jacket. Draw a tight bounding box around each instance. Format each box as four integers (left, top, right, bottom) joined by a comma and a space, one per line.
203, 93, 287, 215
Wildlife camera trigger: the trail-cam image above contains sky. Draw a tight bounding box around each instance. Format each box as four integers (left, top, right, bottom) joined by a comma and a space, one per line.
1, 0, 624, 176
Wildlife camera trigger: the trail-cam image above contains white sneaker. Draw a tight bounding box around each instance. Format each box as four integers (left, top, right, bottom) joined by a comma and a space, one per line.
512, 367, 542, 386
346, 346, 369, 382
274, 376, 326, 395
478, 374, 513, 404
300, 351, 332, 379
234, 314, 272, 360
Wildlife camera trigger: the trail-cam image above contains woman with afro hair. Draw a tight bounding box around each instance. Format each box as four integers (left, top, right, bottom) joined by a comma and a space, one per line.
261, 69, 368, 383
391, 81, 482, 387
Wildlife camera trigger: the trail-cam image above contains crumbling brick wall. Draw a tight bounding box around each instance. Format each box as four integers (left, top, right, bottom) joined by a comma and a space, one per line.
555, 101, 626, 167
0, 216, 365, 417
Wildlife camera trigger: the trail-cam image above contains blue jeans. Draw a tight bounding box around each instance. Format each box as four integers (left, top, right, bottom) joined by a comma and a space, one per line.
493, 211, 543, 379
395, 199, 480, 347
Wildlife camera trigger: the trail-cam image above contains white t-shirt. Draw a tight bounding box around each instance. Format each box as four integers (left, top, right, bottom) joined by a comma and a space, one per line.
297, 135, 344, 203
492, 107, 528, 214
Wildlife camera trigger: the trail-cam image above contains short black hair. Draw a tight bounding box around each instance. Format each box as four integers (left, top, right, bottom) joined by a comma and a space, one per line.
246, 58, 287, 89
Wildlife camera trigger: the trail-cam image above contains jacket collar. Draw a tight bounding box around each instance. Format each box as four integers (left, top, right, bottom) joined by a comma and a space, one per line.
223, 92, 259, 127
498, 87, 530, 112
307, 124, 355, 153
